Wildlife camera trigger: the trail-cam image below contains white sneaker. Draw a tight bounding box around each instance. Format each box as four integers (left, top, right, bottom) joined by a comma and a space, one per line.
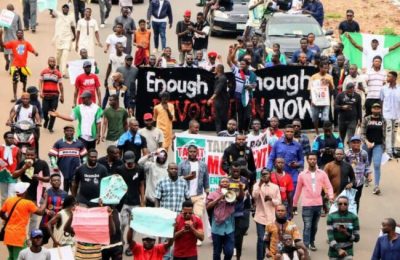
100, 24, 105, 28
104, 19, 108, 25
196, 240, 202, 246
233, 248, 237, 256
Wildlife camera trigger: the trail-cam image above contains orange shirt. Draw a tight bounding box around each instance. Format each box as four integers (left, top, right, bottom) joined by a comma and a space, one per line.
132, 243, 167, 260
134, 29, 151, 57
265, 220, 301, 256
1, 196, 38, 247
4, 40, 35, 67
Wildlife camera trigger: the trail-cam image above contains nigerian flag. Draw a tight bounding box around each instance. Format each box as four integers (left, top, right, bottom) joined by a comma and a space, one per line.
341, 32, 400, 71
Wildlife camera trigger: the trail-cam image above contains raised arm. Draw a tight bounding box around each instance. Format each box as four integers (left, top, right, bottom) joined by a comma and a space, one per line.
344, 32, 363, 52
389, 42, 400, 52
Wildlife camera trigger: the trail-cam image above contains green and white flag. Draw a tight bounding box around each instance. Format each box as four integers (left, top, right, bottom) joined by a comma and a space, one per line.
341, 32, 400, 71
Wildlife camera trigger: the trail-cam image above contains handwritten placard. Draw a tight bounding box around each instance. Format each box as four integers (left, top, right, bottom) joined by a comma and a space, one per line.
0, 9, 15, 28
90, 174, 127, 204
130, 207, 177, 238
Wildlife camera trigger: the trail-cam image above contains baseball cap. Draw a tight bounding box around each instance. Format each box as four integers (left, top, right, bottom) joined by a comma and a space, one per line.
83, 61, 92, 68
80, 91, 92, 99
350, 136, 361, 142
143, 113, 153, 121
208, 51, 217, 58
142, 235, 156, 240
125, 55, 133, 60
63, 124, 75, 130
62, 4, 69, 8
15, 182, 30, 195
31, 229, 44, 238
184, 10, 191, 17
345, 82, 355, 90
372, 103, 381, 108
124, 151, 136, 163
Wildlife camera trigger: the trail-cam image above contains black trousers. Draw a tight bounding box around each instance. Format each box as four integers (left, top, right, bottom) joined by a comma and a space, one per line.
73, 0, 85, 23
63, 179, 73, 193
42, 95, 59, 131
237, 101, 251, 133
79, 137, 96, 150
214, 103, 228, 134
102, 245, 123, 260
355, 185, 363, 213
234, 212, 250, 258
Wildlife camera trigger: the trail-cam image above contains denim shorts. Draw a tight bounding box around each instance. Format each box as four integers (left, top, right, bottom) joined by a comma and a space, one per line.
311, 105, 329, 123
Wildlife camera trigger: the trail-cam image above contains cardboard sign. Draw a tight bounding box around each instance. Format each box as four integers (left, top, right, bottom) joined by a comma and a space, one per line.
130, 207, 177, 238
90, 174, 128, 204
0, 9, 15, 28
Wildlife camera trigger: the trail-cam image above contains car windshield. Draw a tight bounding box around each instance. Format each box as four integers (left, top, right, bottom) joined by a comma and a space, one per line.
268, 22, 323, 37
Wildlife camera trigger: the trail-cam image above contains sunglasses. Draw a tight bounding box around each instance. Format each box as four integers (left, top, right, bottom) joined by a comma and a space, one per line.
338, 202, 348, 206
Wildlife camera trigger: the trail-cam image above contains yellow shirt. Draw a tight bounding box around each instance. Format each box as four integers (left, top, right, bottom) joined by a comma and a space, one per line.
153, 103, 175, 149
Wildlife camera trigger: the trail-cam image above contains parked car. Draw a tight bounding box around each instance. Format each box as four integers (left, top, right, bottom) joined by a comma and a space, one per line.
264, 13, 333, 62
207, 0, 250, 36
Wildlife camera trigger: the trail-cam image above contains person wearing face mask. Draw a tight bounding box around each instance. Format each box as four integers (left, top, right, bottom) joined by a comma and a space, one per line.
335, 83, 362, 144
265, 204, 308, 259
221, 133, 256, 175
253, 169, 281, 260
324, 148, 355, 198
71, 149, 108, 208
138, 148, 169, 207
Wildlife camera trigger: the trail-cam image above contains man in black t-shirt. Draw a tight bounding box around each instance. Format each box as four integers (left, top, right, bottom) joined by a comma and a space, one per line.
116, 151, 145, 256
176, 10, 195, 65
338, 9, 360, 35
72, 149, 108, 207
193, 12, 210, 56
13, 147, 50, 235
98, 145, 124, 174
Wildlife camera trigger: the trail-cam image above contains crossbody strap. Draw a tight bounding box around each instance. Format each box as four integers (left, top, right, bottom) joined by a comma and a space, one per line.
3, 198, 23, 228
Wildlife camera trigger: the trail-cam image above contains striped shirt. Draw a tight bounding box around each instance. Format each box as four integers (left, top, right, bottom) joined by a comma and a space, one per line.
40, 188, 67, 226
366, 69, 386, 99
327, 210, 360, 257
49, 138, 87, 180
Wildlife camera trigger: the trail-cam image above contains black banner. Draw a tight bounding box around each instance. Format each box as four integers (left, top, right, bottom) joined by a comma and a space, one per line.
136, 66, 317, 131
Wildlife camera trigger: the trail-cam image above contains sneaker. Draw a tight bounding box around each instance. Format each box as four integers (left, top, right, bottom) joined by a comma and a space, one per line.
309, 243, 317, 251
293, 210, 298, 215
104, 19, 108, 25
124, 248, 132, 256
373, 186, 381, 195
233, 248, 237, 256
100, 24, 105, 28
196, 239, 202, 246
365, 181, 369, 187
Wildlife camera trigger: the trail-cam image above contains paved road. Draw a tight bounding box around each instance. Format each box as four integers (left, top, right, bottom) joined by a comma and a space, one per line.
0, 1, 398, 259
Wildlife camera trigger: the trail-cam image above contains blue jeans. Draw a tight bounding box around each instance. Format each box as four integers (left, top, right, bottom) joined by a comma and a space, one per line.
212, 232, 234, 260
255, 222, 265, 260
302, 206, 321, 247
364, 144, 383, 186
152, 21, 167, 50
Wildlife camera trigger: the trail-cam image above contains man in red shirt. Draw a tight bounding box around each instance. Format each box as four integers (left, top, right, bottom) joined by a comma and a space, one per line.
270, 157, 294, 218
0, 29, 38, 102
127, 228, 173, 260
39, 57, 64, 133
174, 200, 204, 260
73, 60, 101, 107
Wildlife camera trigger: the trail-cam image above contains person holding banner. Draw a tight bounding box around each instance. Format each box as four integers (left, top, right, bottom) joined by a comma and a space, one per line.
308, 62, 334, 135
2, 4, 22, 72
127, 228, 173, 260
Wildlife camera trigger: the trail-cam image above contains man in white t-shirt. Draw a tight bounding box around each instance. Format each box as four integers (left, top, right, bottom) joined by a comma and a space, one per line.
18, 229, 51, 260
7, 93, 41, 126
178, 145, 209, 220
138, 113, 164, 153
104, 42, 127, 106
104, 23, 127, 56
345, 32, 400, 70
